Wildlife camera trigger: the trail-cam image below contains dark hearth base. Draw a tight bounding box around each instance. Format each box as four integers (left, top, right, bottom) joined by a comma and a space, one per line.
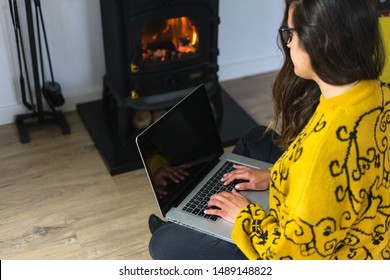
77, 89, 258, 175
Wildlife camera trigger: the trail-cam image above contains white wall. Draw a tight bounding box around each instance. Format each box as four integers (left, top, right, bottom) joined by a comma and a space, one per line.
0, 0, 284, 125
219, 0, 285, 80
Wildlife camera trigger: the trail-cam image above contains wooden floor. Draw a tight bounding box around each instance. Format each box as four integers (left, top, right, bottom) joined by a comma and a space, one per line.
0, 71, 276, 260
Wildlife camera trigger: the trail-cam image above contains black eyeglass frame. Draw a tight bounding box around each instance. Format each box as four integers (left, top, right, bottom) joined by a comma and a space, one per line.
278, 26, 297, 45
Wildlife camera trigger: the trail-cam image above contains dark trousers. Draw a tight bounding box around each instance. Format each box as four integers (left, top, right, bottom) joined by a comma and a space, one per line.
149, 125, 284, 260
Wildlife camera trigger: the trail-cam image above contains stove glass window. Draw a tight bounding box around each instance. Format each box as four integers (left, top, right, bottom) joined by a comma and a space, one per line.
141, 16, 199, 64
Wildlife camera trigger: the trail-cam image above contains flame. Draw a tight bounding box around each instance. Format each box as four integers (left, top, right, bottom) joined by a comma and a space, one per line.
169, 17, 198, 53
142, 16, 199, 62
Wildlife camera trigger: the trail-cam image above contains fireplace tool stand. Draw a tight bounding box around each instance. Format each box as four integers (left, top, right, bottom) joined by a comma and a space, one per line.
12, 0, 70, 143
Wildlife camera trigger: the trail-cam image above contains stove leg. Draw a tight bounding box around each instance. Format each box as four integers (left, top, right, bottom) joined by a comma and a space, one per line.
116, 104, 133, 143
102, 80, 133, 143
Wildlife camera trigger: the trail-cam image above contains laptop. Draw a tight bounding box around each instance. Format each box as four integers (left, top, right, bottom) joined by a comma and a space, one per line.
135, 84, 272, 243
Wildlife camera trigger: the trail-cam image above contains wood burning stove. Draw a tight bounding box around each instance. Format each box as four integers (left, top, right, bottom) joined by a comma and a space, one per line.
100, 0, 221, 134
77, 0, 258, 175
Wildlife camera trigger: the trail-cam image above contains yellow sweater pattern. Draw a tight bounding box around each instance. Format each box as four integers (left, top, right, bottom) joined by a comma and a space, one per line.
232, 80, 390, 259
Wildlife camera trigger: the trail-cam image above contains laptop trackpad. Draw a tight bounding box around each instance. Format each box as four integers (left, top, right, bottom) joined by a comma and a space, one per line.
244, 189, 269, 212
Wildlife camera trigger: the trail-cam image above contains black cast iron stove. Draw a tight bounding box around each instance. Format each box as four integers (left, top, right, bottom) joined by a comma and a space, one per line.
100, 0, 221, 134
77, 0, 258, 175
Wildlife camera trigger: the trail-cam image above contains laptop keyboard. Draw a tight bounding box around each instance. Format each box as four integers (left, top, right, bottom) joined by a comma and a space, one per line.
182, 161, 244, 221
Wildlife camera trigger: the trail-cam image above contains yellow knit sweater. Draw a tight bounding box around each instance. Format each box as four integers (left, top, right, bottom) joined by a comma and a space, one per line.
232, 80, 390, 260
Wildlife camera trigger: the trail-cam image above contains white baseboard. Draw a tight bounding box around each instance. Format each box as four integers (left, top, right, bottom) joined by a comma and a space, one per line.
0, 104, 29, 126
0, 55, 282, 126
0, 88, 101, 126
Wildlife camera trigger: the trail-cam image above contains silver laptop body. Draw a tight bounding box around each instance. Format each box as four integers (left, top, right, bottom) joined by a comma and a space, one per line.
136, 84, 272, 243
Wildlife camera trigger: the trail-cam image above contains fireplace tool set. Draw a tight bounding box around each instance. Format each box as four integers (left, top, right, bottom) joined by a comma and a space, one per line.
8, 0, 70, 143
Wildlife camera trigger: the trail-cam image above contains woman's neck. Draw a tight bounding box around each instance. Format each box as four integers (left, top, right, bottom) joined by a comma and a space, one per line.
316, 79, 360, 98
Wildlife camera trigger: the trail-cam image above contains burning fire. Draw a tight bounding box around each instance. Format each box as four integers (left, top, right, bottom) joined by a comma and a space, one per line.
142, 16, 199, 63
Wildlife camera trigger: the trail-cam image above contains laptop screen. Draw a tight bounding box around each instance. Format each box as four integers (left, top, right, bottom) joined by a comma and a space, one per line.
136, 84, 224, 215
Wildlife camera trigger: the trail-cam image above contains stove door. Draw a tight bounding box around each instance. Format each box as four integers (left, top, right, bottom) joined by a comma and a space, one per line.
126, 4, 218, 97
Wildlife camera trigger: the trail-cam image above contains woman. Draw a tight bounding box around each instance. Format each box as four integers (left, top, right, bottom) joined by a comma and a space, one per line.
149, 0, 390, 259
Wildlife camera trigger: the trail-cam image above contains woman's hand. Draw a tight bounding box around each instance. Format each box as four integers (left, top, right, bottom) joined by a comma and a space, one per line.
204, 189, 250, 223
221, 164, 271, 191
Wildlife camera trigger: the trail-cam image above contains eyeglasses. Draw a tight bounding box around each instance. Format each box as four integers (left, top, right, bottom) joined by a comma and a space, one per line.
278, 26, 296, 45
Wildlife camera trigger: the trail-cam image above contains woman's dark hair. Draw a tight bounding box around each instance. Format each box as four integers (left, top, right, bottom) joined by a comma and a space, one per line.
271, 0, 385, 149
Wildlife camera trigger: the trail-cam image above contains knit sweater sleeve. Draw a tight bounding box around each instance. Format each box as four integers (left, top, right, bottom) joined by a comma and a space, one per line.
232, 203, 282, 260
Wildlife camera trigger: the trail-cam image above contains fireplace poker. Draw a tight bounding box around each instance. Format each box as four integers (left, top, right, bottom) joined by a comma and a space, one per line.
34, 0, 65, 108
8, 0, 35, 111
